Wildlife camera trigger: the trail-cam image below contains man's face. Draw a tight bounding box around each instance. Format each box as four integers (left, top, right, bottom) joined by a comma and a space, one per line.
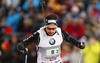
46, 24, 57, 36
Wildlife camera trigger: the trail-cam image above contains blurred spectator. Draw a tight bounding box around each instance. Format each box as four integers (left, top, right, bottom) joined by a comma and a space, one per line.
74, 0, 85, 11
5, 9, 21, 32
62, 18, 85, 39
4, 26, 13, 35
10, 34, 20, 63
27, 50, 37, 63
1, 0, 8, 14
45, 0, 62, 16
5, 0, 12, 7
70, 46, 83, 63
47, 0, 62, 12
22, 0, 40, 12
17, 10, 26, 32
66, 6, 81, 21
0, 40, 11, 63
36, 13, 43, 29
1, 40, 11, 51
87, 0, 100, 20
0, 15, 7, 34
87, 0, 99, 10
19, 0, 26, 7
58, 5, 68, 27
0, 0, 8, 34
83, 36, 100, 63
61, 42, 73, 63
85, 17, 99, 36
18, 18, 37, 33
62, 0, 73, 11
28, 9, 37, 27
62, 16, 73, 33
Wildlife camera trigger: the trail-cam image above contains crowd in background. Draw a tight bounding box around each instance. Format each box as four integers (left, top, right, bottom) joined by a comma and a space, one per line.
0, 0, 100, 63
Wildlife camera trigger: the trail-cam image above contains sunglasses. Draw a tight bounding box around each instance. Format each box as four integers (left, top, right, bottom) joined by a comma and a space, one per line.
45, 26, 57, 30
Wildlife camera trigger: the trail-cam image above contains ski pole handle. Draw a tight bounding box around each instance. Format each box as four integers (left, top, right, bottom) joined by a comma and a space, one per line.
79, 42, 84, 63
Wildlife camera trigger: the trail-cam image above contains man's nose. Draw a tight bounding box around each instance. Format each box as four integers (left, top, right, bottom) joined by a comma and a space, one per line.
50, 29, 53, 32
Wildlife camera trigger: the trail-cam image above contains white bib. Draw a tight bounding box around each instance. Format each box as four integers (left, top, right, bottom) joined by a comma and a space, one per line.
37, 27, 63, 63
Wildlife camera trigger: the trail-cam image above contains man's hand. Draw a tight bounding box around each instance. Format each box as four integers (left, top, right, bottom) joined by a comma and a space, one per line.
17, 42, 28, 55
78, 42, 85, 49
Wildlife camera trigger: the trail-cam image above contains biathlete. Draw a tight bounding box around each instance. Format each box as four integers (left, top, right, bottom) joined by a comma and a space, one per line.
17, 14, 85, 63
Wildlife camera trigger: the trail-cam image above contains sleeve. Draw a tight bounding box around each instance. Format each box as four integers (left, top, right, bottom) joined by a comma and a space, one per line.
22, 32, 40, 46
61, 29, 81, 48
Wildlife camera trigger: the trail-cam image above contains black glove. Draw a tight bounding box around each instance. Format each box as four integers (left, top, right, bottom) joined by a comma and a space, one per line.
78, 42, 85, 49
17, 42, 28, 55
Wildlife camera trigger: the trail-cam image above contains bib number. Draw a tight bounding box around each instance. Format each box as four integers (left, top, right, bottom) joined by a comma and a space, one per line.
46, 48, 59, 56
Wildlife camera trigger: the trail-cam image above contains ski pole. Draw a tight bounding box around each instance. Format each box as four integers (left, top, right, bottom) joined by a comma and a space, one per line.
78, 49, 82, 63
25, 48, 28, 63
41, 0, 46, 25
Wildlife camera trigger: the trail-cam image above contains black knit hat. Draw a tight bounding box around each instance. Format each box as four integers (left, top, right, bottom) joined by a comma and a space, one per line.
45, 14, 58, 25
